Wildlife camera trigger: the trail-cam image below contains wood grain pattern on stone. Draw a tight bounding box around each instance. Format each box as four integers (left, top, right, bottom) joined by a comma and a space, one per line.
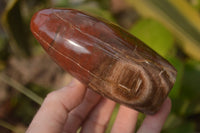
30, 8, 177, 114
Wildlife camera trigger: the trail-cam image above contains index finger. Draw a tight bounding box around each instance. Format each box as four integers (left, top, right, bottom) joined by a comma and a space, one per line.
26, 79, 86, 133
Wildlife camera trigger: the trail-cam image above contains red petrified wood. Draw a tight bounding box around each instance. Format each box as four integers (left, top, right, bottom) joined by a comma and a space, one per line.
30, 8, 177, 114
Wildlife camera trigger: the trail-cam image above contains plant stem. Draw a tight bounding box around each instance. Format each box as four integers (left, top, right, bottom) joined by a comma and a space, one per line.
0, 73, 43, 105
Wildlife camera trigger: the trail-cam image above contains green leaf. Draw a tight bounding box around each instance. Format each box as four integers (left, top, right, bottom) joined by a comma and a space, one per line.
179, 60, 200, 115
75, 5, 115, 22
1, 0, 50, 57
1, 0, 31, 56
0, 34, 9, 61
130, 19, 174, 57
163, 119, 195, 133
167, 57, 184, 99
182, 60, 200, 99
163, 113, 196, 133
52, 0, 69, 7
125, 0, 200, 61
169, 60, 200, 116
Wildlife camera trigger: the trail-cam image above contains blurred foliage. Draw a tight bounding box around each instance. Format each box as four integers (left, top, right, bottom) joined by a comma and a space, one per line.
0, 0, 200, 133
11, 83, 50, 124
167, 57, 184, 99
1, 0, 50, 57
2, 0, 32, 56
130, 19, 174, 57
0, 35, 9, 61
86, 0, 110, 10
126, 0, 200, 61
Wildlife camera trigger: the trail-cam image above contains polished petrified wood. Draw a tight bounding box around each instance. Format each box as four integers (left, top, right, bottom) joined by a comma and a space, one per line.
30, 8, 177, 114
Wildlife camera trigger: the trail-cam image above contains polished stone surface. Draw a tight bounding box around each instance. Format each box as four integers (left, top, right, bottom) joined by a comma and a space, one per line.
31, 8, 177, 114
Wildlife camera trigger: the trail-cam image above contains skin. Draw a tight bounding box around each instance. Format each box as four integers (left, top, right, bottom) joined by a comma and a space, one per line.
26, 79, 171, 133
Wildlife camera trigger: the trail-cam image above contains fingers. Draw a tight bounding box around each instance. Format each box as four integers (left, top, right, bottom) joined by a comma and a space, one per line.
111, 105, 138, 133
137, 97, 172, 133
80, 98, 116, 133
63, 89, 101, 133
26, 79, 86, 133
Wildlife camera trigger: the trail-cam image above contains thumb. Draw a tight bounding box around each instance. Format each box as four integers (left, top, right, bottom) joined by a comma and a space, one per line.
26, 79, 86, 133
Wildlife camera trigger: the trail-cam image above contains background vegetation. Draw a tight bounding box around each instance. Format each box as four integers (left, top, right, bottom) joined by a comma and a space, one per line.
0, 0, 200, 132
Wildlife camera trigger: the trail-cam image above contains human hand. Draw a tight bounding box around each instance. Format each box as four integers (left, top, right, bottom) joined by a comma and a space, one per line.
26, 79, 171, 133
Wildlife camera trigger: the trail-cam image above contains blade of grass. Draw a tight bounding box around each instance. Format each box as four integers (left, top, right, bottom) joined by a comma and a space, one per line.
0, 120, 16, 132
168, 0, 200, 32
0, 120, 24, 133
105, 104, 120, 133
0, 73, 43, 105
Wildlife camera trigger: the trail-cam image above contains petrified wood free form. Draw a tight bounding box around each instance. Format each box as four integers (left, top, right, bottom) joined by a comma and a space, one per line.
30, 8, 177, 114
